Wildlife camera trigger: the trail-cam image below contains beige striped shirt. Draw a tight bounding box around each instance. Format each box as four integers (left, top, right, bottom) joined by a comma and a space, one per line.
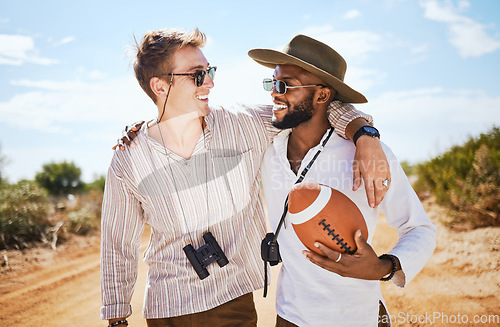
100, 101, 372, 319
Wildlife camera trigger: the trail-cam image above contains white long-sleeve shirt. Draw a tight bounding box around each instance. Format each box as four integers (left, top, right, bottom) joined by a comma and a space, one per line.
261, 128, 437, 327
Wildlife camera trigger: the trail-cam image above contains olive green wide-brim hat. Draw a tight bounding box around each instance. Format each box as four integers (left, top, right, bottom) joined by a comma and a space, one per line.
248, 34, 367, 103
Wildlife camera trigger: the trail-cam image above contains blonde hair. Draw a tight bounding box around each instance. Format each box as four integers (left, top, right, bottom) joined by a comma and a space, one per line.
133, 28, 206, 103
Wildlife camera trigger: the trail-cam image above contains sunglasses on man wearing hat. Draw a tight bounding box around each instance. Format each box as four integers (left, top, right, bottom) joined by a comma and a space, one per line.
161, 66, 217, 87
262, 78, 324, 95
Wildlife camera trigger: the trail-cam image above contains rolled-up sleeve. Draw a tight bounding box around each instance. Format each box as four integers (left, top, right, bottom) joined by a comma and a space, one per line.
327, 101, 373, 140
100, 154, 145, 320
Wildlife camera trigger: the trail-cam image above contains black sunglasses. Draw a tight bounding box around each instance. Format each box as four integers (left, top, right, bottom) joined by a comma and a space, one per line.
166, 66, 217, 87
263, 78, 324, 95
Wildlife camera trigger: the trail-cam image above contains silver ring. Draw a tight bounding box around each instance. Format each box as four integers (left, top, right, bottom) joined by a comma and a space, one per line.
382, 178, 390, 188
335, 253, 342, 263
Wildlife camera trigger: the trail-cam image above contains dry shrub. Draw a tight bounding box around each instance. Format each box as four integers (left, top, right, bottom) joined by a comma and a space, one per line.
414, 127, 499, 229
66, 190, 103, 235
0, 181, 52, 249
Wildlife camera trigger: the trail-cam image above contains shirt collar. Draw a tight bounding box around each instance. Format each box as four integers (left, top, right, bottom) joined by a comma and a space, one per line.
272, 127, 334, 172
142, 109, 215, 155
272, 127, 333, 152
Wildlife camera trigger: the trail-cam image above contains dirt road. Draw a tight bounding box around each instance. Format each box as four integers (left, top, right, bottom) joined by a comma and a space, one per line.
1, 199, 498, 326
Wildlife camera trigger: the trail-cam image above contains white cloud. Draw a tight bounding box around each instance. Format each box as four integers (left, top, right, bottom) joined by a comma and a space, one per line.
343, 10, 362, 20
419, 0, 500, 58
75, 67, 109, 80
10, 79, 89, 91
0, 34, 57, 65
0, 76, 152, 133
87, 70, 108, 80
383, 0, 407, 8
299, 25, 382, 64
346, 67, 386, 92
402, 43, 429, 64
53, 36, 76, 46
457, 0, 470, 10
410, 44, 429, 55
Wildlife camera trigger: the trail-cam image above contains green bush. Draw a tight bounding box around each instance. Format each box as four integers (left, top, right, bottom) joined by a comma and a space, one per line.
0, 180, 52, 249
414, 126, 500, 228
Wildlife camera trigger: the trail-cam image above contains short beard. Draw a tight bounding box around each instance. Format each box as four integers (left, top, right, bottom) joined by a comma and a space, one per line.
272, 93, 315, 130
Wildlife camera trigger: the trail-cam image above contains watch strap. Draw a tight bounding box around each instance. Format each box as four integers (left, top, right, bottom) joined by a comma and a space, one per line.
353, 126, 380, 146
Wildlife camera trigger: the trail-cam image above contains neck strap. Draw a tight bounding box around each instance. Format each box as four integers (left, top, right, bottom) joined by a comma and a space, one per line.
273, 128, 334, 240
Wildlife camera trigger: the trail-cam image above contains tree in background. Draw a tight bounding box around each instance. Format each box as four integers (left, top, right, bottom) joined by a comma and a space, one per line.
35, 161, 84, 196
84, 174, 105, 192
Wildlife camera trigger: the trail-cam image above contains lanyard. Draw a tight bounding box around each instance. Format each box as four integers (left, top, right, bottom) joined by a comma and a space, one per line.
273, 128, 334, 239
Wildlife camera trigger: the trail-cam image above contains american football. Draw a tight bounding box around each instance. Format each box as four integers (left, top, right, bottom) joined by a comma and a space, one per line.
288, 183, 368, 255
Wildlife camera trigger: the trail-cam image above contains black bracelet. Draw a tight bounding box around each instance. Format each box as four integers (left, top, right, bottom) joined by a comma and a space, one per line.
379, 254, 397, 281
108, 320, 128, 327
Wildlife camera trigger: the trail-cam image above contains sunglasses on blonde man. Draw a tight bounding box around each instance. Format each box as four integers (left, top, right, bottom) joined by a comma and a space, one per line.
161, 66, 217, 87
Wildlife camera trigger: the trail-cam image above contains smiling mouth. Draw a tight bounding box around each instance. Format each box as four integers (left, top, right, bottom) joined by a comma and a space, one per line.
273, 103, 287, 111
196, 95, 209, 100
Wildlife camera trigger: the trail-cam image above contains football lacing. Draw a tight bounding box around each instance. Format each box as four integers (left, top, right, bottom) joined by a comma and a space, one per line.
318, 219, 355, 254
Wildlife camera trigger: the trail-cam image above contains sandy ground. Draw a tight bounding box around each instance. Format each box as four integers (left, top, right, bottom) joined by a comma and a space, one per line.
0, 198, 498, 327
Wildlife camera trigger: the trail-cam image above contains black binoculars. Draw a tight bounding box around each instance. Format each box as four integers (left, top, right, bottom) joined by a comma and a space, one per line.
183, 231, 229, 280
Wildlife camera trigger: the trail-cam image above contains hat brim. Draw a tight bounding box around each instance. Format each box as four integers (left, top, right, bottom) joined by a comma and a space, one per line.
248, 49, 367, 104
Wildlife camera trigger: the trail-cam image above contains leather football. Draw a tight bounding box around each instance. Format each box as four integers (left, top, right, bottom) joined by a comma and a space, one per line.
288, 183, 368, 255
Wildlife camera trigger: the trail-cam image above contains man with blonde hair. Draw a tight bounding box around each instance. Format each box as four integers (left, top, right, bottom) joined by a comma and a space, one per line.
100, 28, 389, 327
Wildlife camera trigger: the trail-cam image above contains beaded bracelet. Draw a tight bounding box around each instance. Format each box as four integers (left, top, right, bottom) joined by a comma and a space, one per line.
108, 319, 128, 327
379, 254, 397, 281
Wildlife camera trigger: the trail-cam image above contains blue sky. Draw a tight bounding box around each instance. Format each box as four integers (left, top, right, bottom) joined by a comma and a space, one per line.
1, 0, 499, 182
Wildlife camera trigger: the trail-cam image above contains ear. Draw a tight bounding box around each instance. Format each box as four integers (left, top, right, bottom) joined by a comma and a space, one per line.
150, 77, 168, 96
316, 87, 333, 104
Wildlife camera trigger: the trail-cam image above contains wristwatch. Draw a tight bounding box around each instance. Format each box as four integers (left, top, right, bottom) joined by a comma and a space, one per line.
353, 126, 380, 146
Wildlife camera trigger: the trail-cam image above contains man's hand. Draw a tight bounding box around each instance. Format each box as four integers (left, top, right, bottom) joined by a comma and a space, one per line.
112, 121, 145, 151
352, 135, 391, 208
303, 230, 393, 280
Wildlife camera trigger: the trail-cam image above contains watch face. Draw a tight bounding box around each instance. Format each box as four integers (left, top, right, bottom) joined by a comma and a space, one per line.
354, 126, 380, 145
364, 126, 378, 134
